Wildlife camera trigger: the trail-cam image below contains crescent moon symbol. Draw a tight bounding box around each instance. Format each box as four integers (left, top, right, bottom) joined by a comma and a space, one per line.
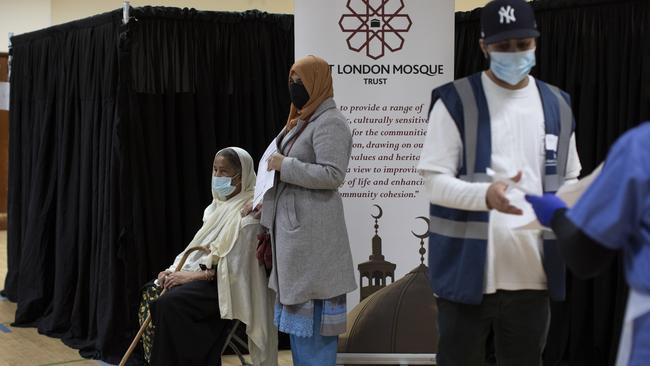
411, 216, 430, 239
371, 204, 383, 219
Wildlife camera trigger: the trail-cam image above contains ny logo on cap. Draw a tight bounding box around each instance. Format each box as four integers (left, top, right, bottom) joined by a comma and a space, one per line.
498, 5, 516, 24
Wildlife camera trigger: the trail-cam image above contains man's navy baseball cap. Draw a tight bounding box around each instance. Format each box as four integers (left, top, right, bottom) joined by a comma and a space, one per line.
481, 0, 540, 44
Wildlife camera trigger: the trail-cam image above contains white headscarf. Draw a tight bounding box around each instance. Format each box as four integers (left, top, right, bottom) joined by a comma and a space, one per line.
169, 147, 256, 271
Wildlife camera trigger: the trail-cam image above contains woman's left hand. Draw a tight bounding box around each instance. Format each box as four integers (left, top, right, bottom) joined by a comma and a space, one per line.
241, 201, 262, 218
267, 153, 285, 171
163, 271, 201, 289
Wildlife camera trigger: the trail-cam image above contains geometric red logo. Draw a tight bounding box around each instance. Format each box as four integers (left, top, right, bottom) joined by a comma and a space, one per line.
338, 0, 413, 60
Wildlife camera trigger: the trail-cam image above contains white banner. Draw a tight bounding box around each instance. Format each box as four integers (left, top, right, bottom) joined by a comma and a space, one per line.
295, 0, 454, 308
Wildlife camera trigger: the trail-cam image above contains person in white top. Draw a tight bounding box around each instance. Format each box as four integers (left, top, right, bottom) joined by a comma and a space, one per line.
417, 1, 581, 365
142, 147, 277, 366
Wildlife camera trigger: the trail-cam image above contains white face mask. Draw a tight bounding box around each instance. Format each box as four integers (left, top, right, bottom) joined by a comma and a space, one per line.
211, 174, 239, 201
489, 48, 536, 85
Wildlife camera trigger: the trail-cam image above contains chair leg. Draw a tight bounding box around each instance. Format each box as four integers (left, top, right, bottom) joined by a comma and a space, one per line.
228, 341, 253, 366
232, 334, 248, 350
221, 320, 253, 366
221, 320, 241, 355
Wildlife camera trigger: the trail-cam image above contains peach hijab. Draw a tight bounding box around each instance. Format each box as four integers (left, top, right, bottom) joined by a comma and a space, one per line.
285, 55, 334, 130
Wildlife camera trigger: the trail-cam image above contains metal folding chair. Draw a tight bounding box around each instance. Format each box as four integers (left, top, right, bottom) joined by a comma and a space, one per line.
221, 320, 253, 366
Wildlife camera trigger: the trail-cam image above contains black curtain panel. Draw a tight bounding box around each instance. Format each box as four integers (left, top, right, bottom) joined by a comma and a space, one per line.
455, 1, 650, 365
4, 10, 124, 360
4, 7, 293, 364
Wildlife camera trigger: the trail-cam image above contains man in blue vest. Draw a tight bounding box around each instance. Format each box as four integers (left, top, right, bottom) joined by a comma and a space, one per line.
417, 0, 581, 365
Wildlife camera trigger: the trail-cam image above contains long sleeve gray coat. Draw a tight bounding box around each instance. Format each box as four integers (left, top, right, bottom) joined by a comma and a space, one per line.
261, 98, 357, 305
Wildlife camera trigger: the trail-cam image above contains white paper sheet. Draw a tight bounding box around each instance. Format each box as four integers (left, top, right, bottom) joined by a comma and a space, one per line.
253, 139, 278, 207
555, 163, 603, 207
515, 163, 604, 230
0, 82, 9, 111
486, 167, 535, 195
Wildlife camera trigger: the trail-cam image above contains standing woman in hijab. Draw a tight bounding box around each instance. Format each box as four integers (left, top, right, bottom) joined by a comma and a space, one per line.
261, 55, 357, 365
144, 147, 277, 366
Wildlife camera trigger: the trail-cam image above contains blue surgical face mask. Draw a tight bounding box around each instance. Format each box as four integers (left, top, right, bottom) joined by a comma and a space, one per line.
212, 174, 239, 201
489, 49, 536, 86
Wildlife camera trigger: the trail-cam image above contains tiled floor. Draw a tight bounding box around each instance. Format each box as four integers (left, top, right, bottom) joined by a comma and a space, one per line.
0, 231, 293, 366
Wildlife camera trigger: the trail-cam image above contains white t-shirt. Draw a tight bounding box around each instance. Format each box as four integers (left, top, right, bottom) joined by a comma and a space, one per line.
417, 72, 582, 294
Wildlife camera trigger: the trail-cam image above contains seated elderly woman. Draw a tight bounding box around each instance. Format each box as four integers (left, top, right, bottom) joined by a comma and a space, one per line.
138, 147, 277, 366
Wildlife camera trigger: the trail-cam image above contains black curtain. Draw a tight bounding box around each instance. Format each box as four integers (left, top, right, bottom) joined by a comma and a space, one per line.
456, 1, 650, 365
4, 10, 124, 359
3, 7, 293, 364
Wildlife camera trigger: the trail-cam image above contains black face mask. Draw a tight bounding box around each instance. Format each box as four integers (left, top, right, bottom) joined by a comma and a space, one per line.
289, 82, 310, 110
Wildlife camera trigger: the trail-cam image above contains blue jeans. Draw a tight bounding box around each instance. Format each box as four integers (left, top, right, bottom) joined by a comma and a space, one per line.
290, 300, 339, 366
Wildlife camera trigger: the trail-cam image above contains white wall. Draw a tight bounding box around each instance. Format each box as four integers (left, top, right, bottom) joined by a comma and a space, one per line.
0, 0, 52, 53
457, 0, 490, 12
49, 0, 488, 25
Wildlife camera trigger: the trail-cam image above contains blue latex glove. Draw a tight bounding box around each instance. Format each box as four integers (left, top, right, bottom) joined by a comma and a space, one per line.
525, 193, 568, 227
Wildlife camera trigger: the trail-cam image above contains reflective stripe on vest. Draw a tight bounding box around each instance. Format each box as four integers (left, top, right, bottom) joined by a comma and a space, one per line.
543, 83, 574, 192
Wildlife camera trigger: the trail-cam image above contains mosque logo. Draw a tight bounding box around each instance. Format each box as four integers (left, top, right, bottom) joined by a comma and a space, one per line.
338, 0, 413, 60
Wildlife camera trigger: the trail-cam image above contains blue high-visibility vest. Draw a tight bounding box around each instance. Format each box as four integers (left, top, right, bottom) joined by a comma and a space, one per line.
427, 72, 575, 304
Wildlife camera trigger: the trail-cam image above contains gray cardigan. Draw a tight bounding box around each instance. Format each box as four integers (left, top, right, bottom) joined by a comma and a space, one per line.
261, 98, 357, 305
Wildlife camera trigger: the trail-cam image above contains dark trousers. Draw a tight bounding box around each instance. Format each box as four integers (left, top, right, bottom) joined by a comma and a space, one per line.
150, 280, 233, 366
436, 290, 550, 366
